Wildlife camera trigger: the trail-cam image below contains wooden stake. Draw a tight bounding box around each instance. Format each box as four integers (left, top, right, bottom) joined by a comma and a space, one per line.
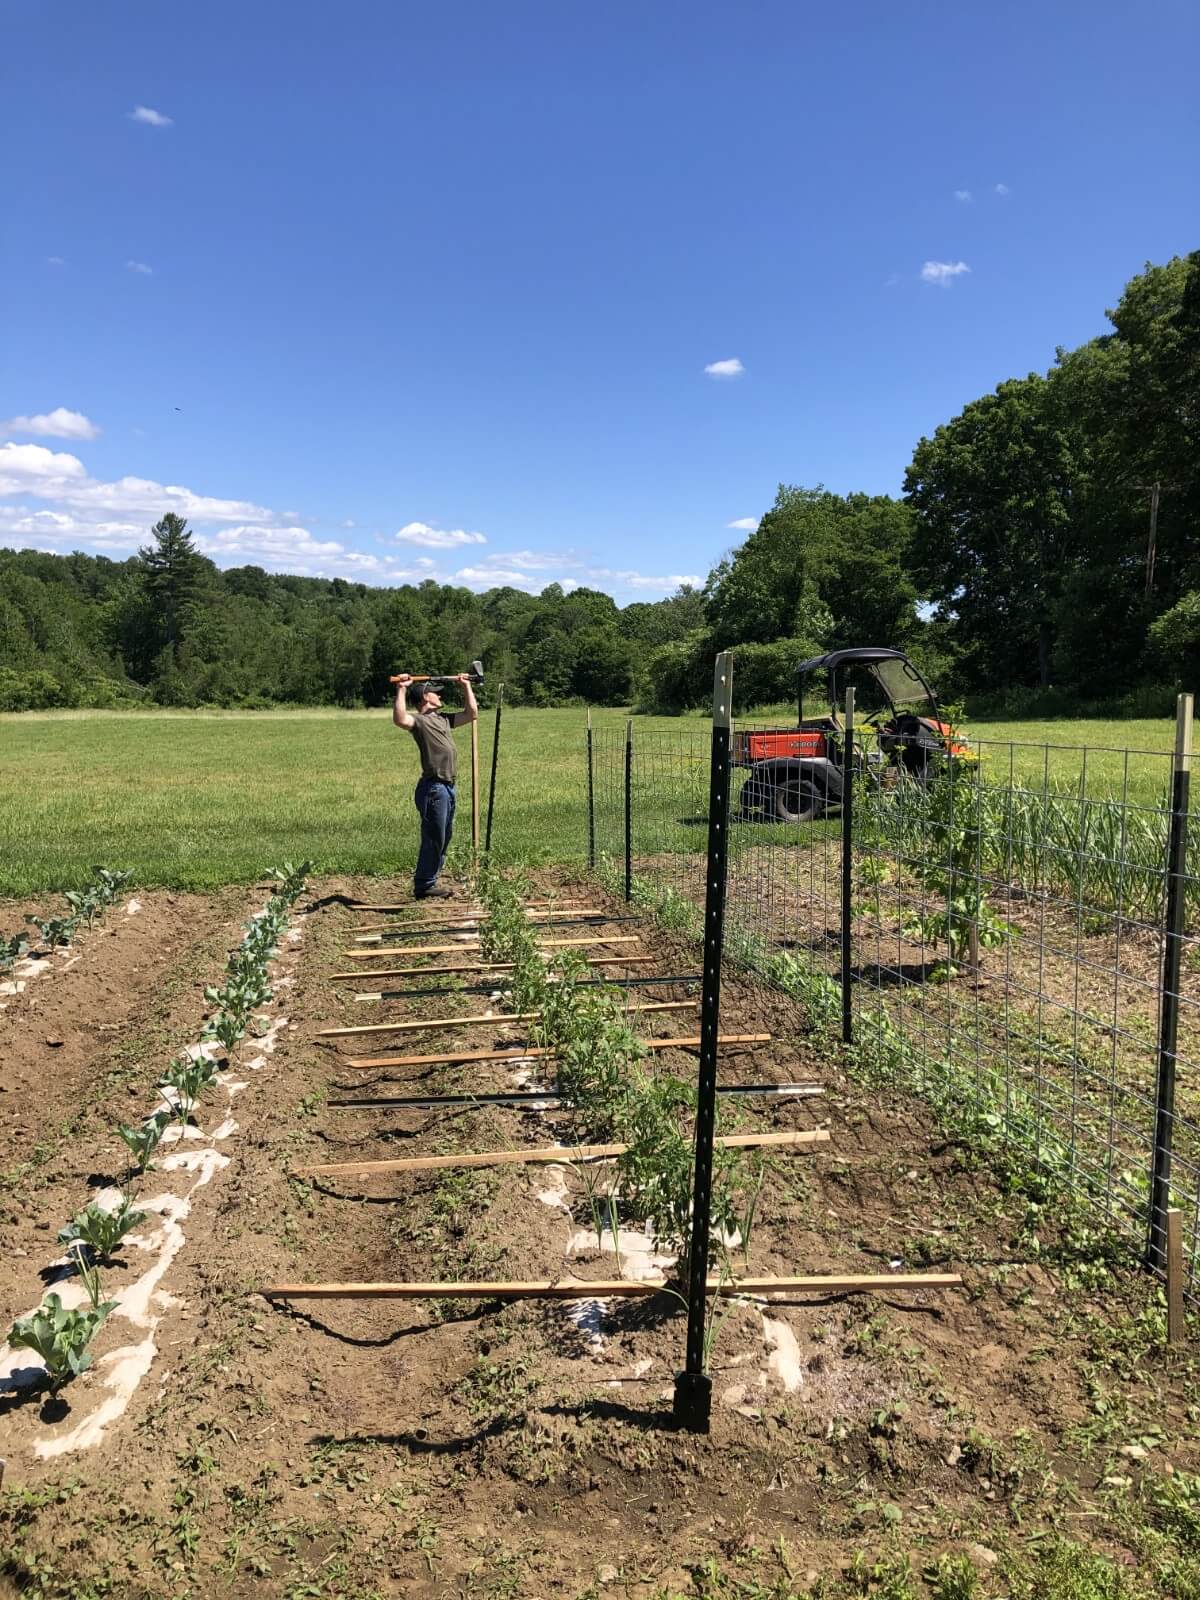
262, 1272, 962, 1302
340, 935, 642, 960
330, 955, 655, 981
331, 1083, 824, 1111
352, 910, 610, 936
294, 1129, 830, 1178
318, 999, 696, 1039
343, 1032, 773, 1069
471, 716, 480, 853
1167, 1208, 1187, 1345
353, 974, 698, 1002
349, 898, 593, 913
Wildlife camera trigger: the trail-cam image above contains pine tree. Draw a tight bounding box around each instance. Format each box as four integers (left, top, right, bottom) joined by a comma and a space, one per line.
139, 514, 206, 652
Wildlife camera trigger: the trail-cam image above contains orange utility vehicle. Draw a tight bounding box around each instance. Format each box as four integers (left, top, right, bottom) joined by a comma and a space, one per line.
733, 647, 969, 823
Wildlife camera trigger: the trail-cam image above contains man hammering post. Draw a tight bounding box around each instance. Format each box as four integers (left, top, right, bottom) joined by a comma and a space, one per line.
391, 670, 479, 900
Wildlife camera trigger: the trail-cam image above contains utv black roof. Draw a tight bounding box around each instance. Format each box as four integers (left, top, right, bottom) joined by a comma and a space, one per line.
795, 647, 912, 675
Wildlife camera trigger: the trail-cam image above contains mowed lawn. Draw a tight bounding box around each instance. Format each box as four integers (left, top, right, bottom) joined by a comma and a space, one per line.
0, 705, 1181, 893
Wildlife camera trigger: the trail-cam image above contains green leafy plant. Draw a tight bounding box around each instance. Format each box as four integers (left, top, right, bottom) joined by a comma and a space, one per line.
58, 1198, 146, 1262
6, 1293, 115, 1390
0, 931, 30, 973
203, 1010, 247, 1058
25, 912, 79, 950
893, 760, 1018, 975
117, 1110, 171, 1176
160, 1056, 217, 1126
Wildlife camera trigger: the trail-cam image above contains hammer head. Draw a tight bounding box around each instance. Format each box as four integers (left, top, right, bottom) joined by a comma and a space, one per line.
469, 659, 485, 681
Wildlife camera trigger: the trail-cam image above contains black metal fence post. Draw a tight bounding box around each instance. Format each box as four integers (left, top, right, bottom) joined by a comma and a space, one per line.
586, 708, 596, 870
1149, 692, 1193, 1272
484, 683, 503, 855
624, 717, 633, 903
841, 686, 855, 1045
674, 651, 733, 1434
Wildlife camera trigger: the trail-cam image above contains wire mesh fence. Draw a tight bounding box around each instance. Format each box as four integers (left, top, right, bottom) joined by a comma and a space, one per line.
585, 708, 1200, 1300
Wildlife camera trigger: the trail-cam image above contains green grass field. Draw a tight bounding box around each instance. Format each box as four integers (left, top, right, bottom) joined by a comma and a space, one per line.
0, 705, 1181, 893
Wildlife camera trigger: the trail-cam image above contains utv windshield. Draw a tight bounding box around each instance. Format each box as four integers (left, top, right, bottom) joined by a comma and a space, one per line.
829, 656, 939, 721
870, 656, 937, 710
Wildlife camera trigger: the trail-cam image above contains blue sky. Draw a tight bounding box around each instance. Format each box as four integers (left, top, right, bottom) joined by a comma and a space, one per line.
2, 0, 1196, 602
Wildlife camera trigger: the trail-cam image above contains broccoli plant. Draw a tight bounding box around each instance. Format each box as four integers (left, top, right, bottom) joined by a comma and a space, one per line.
117, 1111, 171, 1177
6, 1294, 115, 1391
58, 1198, 146, 1262
203, 1010, 247, 1060
91, 866, 132, 903
64, 887, 103, 928
25, 913, 79, 950
0, 932, 30, 974
159, 1056, 217, 1126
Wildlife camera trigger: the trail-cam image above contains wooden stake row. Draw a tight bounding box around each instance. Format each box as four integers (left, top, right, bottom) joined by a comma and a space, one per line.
352, 910, 614, 937
352, 974, 699, 1004
348, 898, 593, 914
330, 955, 655, 982
262, 1272, 963, 1302
341, 1032, 773, 1070
330, 1083, 824, 1111
295, 1129, 829, 1178
318, 999, 695, 1041
340, 935, 641, 961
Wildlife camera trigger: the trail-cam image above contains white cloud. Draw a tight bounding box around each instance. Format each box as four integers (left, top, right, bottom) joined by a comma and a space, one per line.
589, 567, 702, 593
995, 182, 1010, 196
727, 517, 759, 532
126, 260, 153, 275
47, 255, 64, 266
0, 440, 708, 602
920, 260, 971, 286
130, 105, 173, 127
704, 358, 745, 378
455, 565, 545, 591
954, 189, 972, 203
395, 520, 487, 549
2, 408, 101, 442
0, 440, 275, 524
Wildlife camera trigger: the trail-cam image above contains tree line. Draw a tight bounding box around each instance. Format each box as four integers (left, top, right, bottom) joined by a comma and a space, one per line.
1, 250, 1195, 716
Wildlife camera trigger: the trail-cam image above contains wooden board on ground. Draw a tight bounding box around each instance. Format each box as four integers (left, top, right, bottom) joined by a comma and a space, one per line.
262, 1273, 963, 1301
340, 935, 642, 960
341, 1031, 773, 1069
294, 1128, 830, 1177
317, 998, 695, 1039
329, 955, 655, 981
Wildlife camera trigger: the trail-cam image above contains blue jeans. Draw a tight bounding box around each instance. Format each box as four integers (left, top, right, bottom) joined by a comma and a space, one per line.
414, 778, 455, 892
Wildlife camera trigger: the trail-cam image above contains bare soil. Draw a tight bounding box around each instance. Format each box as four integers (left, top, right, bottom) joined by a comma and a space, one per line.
1, 874, 1198, 1599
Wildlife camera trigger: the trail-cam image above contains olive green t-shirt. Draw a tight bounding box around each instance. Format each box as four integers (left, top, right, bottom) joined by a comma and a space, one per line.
409, 710, 457, 783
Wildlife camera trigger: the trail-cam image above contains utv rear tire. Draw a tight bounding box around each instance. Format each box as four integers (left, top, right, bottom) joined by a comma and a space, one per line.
773, 783, 822, 824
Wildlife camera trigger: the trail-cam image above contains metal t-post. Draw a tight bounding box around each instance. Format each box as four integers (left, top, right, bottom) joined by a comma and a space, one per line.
841, 686, 855, 1045
624, 718, 633, 903
586, 709, 596, 870
484, 684, 503, 855
1149, 692, 1193, 1272
673, 651, 733, 1433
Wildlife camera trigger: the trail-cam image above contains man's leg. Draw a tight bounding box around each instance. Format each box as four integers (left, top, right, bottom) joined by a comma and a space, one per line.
438, 785, 456, 879
414, 780, 453, 897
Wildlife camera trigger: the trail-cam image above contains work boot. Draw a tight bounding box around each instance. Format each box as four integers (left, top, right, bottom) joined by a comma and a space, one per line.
414, 885, 453, 900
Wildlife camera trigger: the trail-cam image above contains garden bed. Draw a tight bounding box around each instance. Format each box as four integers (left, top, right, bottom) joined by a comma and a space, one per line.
1, 874, 1198, 1599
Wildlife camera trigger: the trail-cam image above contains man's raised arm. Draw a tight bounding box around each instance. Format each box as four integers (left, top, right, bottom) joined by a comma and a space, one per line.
392, 675, 416, 730
451, 675, 479, 727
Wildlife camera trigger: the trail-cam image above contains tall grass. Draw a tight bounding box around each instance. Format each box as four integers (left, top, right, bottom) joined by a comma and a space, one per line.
861, 764, 1179, 925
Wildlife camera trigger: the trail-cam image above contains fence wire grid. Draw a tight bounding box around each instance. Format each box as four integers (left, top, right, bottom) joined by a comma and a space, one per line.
586, 711, 1200, 1300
